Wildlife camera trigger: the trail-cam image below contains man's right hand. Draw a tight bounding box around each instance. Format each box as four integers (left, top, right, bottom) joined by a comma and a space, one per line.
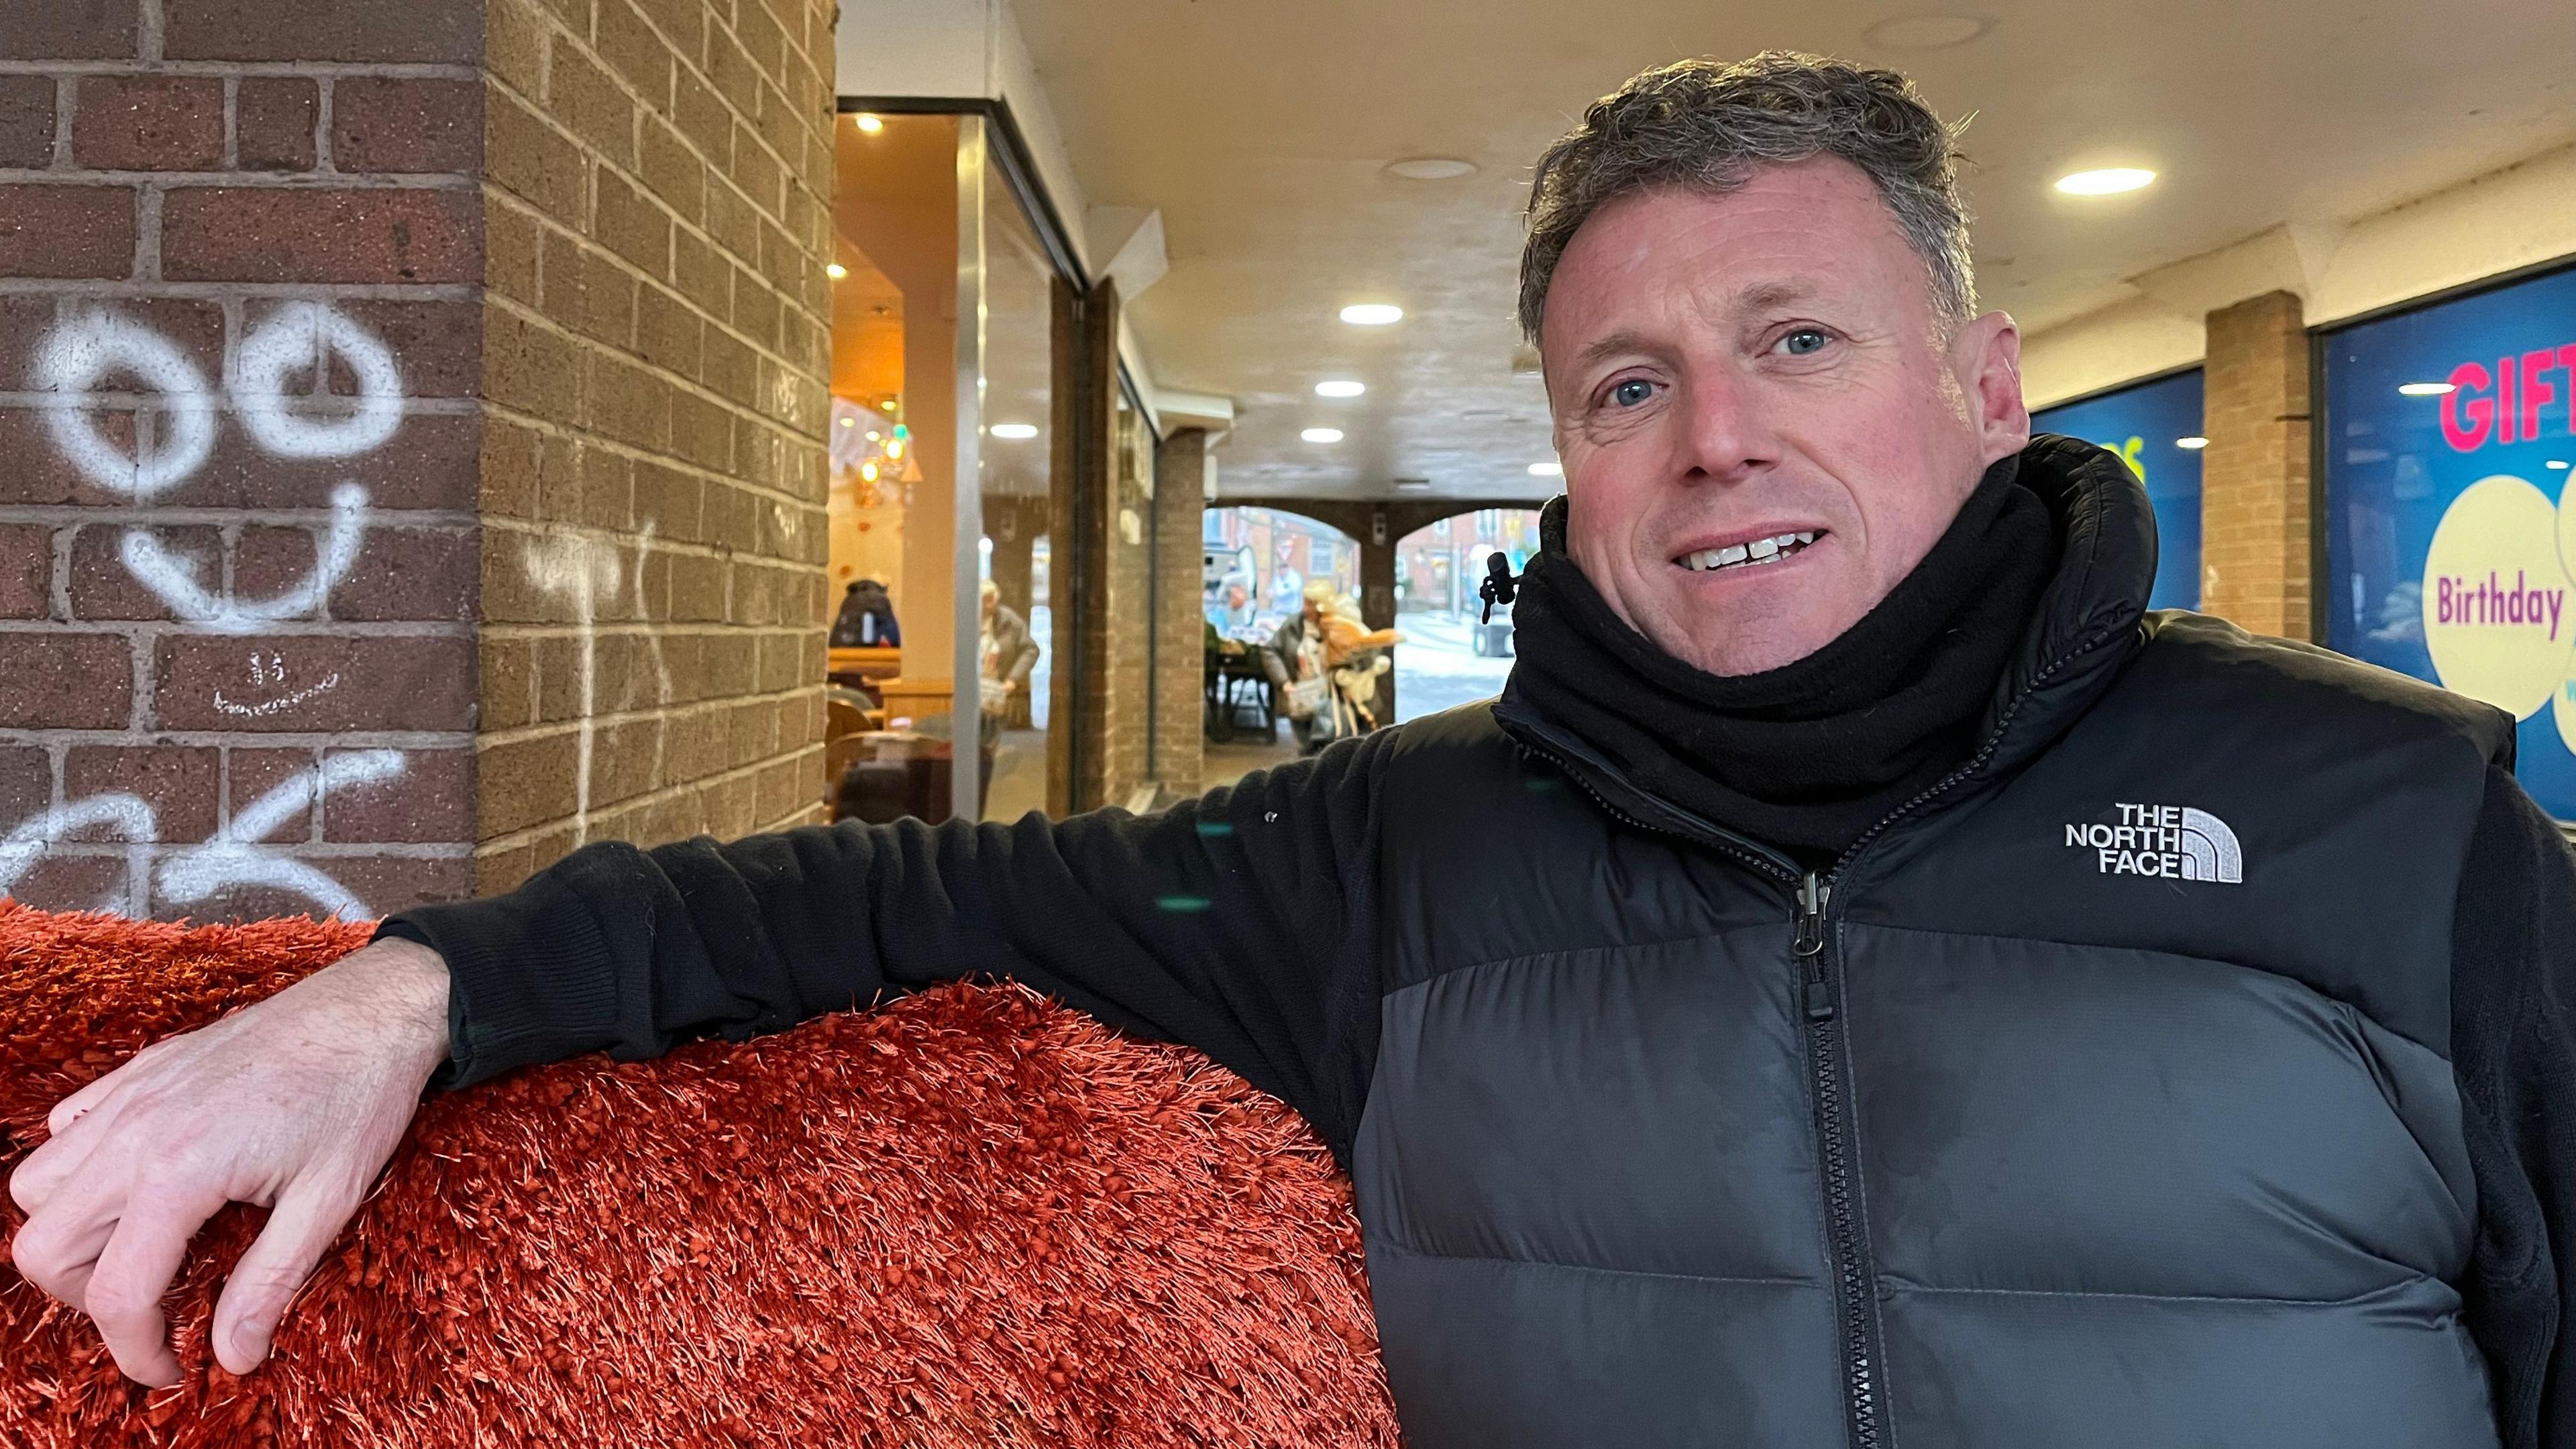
6, 936, 452, 1387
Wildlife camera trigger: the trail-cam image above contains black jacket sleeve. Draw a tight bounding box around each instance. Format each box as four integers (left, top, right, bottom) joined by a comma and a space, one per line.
377, 733, 1396, 1161
2453, 763, 2576, 1448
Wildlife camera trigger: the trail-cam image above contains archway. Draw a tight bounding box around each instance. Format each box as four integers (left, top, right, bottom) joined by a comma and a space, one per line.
1203, 504, 1363, 637
1391, 507, 1543, 723
1199, 505, 1362, 783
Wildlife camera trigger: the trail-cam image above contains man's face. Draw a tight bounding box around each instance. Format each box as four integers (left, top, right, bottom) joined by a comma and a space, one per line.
1540, 157, 2030, 677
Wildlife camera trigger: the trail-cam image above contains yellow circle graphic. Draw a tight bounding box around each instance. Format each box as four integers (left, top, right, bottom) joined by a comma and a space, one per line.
2555, 471, 2576, 753
2422, 474, 2572, 721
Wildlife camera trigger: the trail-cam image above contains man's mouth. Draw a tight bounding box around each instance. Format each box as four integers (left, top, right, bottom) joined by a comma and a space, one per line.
1676, 531, 1821, 574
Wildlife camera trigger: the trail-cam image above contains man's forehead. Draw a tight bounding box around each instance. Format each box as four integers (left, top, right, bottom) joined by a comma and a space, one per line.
1556, 274, 1843, 372
1542, 172, 1927, 362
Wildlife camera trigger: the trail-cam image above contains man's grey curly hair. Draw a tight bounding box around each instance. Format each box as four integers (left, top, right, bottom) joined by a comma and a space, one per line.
1519, 52, 1976, 342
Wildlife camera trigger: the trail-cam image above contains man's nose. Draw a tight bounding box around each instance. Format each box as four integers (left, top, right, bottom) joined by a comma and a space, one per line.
1674, 373, 1777, 484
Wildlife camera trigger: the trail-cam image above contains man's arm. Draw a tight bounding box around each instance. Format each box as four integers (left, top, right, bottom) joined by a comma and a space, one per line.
9, 735, 1392, 1387
391, 734, 1391, 1145
2453, 763, 2576, 1448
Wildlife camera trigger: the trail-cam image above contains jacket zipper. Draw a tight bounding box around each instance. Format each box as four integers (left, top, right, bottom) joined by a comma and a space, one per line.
1792, 631, 2122, 1449
1499, 617, 2129, 1449
1796, 868, 1882, 1446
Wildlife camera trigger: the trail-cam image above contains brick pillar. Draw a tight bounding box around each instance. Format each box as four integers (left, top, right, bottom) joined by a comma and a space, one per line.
0, 0, 833, 918
2200, 290, 2314, 640
0, 1, 486, 919
1100, 386, 1153, 806
1045, 277, 1163, 812
1150, 427, 1208, 794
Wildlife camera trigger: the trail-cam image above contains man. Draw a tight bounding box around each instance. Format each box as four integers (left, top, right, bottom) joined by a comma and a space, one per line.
1210, 580, 1254, 632
977, 579, 1039, 701
14, 53, 2576, 1447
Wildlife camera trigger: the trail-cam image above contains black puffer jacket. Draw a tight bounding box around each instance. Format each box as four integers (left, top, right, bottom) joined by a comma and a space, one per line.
386, 439, 2576, 1447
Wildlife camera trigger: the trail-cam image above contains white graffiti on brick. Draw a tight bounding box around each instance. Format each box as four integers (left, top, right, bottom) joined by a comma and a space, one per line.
36, 303, 397, 627
212, 652, 343, 718
0, 757, 409, 918
9, 303, 421, 918
522, 525, 672, 847
34, 312, 219, 499
231, 301, 405, 459
123, 481, 372, 634
156, 751, 409, 920
0, 796, 161, 914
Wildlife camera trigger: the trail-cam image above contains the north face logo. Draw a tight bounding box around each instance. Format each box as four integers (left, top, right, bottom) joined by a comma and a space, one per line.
2063, 803, 2243, 883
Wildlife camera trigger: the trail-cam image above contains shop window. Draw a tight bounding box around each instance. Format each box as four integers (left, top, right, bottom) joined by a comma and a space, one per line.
976, 144, 1059, 822
2031, 370, 2204, 610
826, 109, 1088, 825
2321, 264, 2576, 818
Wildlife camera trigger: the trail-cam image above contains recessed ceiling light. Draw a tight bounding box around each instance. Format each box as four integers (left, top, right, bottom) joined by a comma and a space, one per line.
1385, 156, 1477, 181
2175, 436, 2209, 450
2398, 381, 2457, 396
2550, 460, 2572, 470
1866, 14, 1992, 49
1340, 303, 1404, 325
1316, 379, 1366, 398
989, 423, 1038, 440
853, 113, 884, 133
1301, 427, 1344, 443
826, 262, 847, 280
1394, 479, 1433, 492
1528, 462, 1562, 476
2055, 168, 2157, 196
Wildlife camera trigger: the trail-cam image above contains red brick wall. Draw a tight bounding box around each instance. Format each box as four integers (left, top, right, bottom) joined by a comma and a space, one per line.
471, 0, 833, 892
0, 0, 486, 918
1150, 427, 1206, 795
1100, 397, 1155, 805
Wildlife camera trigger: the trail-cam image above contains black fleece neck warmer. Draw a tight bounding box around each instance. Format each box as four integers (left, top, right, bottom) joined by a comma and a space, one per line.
1505, 453, 2059, 863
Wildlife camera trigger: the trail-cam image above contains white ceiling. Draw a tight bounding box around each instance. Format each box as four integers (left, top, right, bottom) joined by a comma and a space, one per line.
1010, 0, 2576, 501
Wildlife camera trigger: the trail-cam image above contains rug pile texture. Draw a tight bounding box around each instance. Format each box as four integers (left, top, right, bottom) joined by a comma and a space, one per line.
0, 903, 1395, 1447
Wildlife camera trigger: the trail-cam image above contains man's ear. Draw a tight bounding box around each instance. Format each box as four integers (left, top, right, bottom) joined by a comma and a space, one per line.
1956, 311, 2031, 466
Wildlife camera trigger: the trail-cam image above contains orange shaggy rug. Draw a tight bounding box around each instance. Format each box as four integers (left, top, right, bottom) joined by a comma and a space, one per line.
0, 903, 1395, 1447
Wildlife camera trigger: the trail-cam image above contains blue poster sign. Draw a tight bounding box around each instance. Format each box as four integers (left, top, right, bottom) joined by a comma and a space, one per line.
2322, 264, 2576, 819
2031, 370, 2204, 609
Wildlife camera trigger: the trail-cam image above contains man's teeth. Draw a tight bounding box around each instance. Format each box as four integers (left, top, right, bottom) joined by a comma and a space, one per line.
1682, 533, 1817, 572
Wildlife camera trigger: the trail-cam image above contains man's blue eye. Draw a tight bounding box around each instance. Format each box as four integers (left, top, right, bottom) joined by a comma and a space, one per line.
1780, 329, 1829, 356
1610, 380, 1654, 407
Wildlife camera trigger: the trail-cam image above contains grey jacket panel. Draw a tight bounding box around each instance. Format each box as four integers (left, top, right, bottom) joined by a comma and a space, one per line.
1844, 926, 2477, 1302
1360, 931, 1824, 1279
1878, 1279, 2499, 1449
1365, 1236, 1845, 1448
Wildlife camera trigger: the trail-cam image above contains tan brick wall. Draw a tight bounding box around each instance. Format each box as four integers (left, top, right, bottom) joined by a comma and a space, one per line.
0, 0, 486, 918
1099, 396, 1153, 804
2200, 289, 2315, 641
472, 0, 833, 892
